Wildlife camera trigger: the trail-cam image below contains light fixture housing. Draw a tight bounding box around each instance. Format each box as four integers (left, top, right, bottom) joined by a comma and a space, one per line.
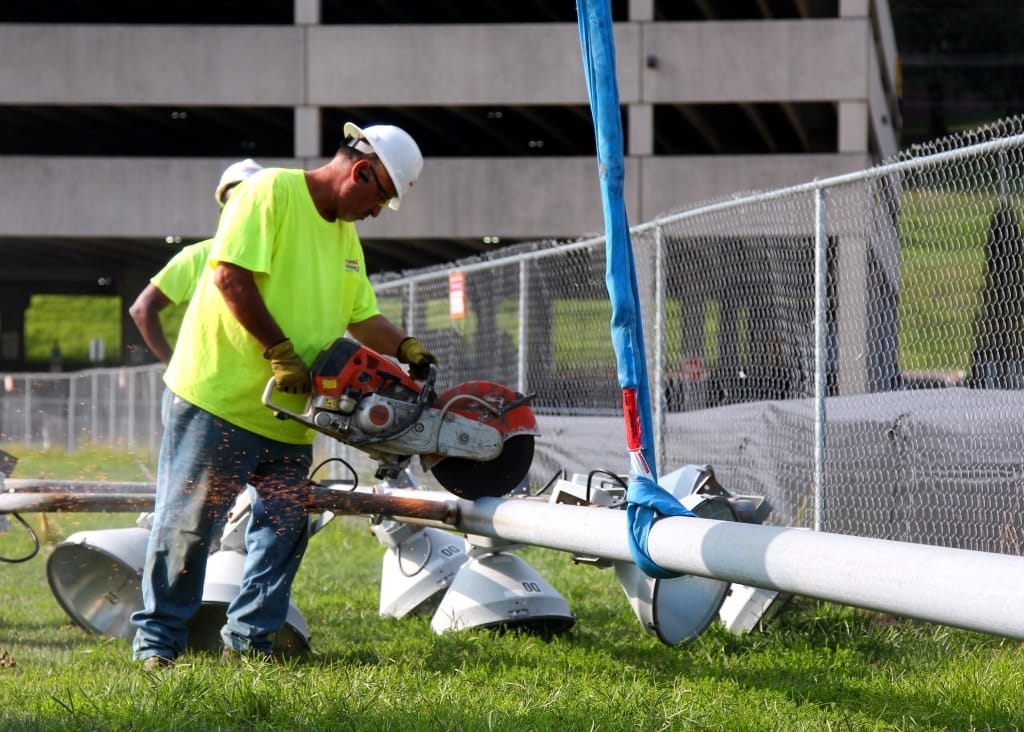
614, 490, 736, 646
46, 526, 150, 638
430, 536, 576, 636
659, 465, 785, 635
716, 582, 790, 634
46, 489, 312, 655
375, 519, 469, 619
184, 487, 311, 655
613, 462, 772, 646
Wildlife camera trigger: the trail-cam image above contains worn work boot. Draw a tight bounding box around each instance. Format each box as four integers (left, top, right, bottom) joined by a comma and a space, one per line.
141, 655, 174, 672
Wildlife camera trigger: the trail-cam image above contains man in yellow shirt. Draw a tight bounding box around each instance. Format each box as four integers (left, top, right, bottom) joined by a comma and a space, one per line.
130, 158, 263, 364
132, 124, 436, 669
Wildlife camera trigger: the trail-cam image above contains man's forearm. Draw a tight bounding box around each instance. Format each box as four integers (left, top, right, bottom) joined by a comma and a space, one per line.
136, 314, 173, 364
213, 263, 285, 350
129, 284, 174, 364
348, 314, 407, 357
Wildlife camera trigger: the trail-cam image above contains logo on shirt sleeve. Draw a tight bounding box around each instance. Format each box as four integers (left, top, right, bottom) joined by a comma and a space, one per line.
345, 259, 361, 272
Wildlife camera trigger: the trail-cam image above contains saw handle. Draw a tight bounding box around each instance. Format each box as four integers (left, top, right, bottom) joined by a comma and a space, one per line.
261, 378, 311, 422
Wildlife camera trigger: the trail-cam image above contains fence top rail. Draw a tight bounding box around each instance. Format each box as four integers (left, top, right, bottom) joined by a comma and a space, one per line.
634, 131, 1024, 235
372, 236, 608, 288
372, 129, 1024, 290
2, 363, 165, 381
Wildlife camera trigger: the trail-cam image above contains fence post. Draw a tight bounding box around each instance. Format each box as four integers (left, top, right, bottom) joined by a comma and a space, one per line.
127, 369, 136, 450
999, 148, 1008, 204
406, 282, 417, 337
67, 375, 76, 453
90, 372, 98, 447
653, 223, 666, 478
22, 377, 31, 445
813, 186, 828, 532
518, 259, 528, 395
108, 371, 117, 444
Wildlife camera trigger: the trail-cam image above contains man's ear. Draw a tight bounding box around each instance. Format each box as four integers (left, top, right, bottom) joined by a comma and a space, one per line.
352, 158, 370, 183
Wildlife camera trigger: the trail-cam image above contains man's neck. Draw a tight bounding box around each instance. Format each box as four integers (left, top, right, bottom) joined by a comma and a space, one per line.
303, 167, 337, 222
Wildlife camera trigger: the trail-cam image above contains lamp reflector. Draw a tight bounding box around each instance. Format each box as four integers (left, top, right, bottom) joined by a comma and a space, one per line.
46, 527, 149, 638
46, 526, 310, 655
430, 550, 575, 636
615, 560, 730, 646
614, 475, 736, 646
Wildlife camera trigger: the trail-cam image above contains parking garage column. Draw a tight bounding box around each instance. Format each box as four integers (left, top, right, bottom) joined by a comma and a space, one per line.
295, 0, 320, 161
838, 101, 869, 154
295, 0, 320, 25
295, 107, 321, 161
839, 0, 870, 17
629, 104, 653, 157
0, 289, 30, 369
629, 0, 654, 21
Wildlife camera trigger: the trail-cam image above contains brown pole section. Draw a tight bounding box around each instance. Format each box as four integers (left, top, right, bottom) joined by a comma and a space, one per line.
0, 480, 460, 526
3, 480, 157, 494
306, 484, 460, 525
0, 493, 156, 513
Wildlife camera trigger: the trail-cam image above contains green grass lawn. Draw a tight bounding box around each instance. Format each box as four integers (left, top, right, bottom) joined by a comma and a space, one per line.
23, 295, 124, 370
896, 189, 997, 374
1, 448, 1022, 730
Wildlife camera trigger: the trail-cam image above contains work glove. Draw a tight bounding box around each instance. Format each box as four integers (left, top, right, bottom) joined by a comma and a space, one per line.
397, 336, 438, 381
264, 338, 311, 394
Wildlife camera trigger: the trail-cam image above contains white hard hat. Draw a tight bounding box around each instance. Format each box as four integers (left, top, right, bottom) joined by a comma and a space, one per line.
215, 158, 263, 207
343, 122, 423, 211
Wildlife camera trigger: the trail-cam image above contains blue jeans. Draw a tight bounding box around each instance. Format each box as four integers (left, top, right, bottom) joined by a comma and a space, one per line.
131, 393, 311, 660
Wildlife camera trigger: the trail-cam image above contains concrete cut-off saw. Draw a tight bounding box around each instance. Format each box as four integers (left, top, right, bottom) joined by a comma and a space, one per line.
263, 337, 538, 500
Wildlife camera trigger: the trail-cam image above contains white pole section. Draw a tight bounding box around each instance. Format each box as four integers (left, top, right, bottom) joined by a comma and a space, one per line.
5, 479, 1024, 641
379, 490, 1024, 641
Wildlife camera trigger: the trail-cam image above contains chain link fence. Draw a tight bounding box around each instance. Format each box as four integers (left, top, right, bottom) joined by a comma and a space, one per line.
0, 366, 165, 457
5, 117, 1024, 555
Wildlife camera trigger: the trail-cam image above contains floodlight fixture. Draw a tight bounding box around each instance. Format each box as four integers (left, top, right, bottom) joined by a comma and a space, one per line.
46, 488, 311, 655
612, 463, 774, 646
374, 518, 469, 619
430, 534, 576, 636
46, 525, 151, 638
657, 464, 787, 635
191, 546, 310, 655
614, 490, 735, 646
184, 487, 311, 654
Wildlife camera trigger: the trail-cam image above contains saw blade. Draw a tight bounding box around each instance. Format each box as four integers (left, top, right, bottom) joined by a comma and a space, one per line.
430, 434, 534, 500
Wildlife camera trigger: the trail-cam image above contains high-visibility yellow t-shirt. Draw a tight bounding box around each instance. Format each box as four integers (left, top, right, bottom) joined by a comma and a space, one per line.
150, 239, 212, 305
164, 168, 380, 444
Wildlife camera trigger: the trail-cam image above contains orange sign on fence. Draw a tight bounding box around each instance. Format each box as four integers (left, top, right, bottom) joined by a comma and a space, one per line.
448, 271, 466, 319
